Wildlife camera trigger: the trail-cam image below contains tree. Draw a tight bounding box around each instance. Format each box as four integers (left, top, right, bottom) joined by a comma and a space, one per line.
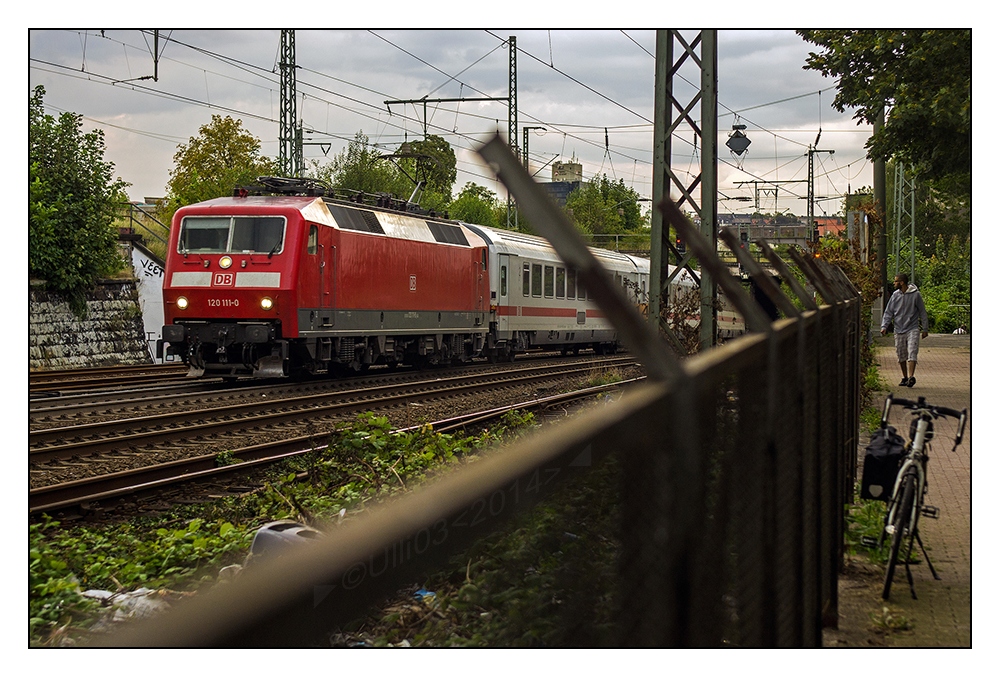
908, 234, 971, 333
798, 30, 971, 192
164, 115, 275, 222
404, 134, 457, 198
449, 183, 504, 227
309, 131, 412, 200
29, 86, 129, 314
565, 175, 647, 235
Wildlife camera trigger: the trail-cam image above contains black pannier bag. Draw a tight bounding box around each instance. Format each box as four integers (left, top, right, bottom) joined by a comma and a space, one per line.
860, 426, 907, 501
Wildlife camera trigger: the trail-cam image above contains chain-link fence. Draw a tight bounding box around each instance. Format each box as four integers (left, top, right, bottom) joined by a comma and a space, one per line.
96, 138, 859, 648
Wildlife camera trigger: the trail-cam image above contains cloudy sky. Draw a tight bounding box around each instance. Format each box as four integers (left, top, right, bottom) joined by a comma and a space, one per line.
29, 28, 880, 218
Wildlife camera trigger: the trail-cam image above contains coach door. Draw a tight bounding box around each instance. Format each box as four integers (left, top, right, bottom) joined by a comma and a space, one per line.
497, 254, 511, 333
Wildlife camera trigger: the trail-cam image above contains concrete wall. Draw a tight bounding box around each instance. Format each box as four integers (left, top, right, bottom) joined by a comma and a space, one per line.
29, 279, 154, 371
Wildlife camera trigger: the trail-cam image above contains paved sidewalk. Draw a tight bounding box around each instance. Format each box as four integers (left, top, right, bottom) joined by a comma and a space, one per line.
827, 333, 972, 647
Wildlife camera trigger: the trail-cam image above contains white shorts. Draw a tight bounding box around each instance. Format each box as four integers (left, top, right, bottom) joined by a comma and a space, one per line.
894, 329, 921, 363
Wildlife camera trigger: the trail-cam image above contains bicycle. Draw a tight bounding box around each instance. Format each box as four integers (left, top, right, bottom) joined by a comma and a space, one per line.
868, 394, 967, 600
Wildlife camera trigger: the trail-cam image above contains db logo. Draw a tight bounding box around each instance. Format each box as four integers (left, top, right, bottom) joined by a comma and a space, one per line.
409, 275, 417, 292
213, 273, 235, 286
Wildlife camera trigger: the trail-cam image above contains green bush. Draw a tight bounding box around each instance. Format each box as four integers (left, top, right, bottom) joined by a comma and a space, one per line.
29, 86, 129, 315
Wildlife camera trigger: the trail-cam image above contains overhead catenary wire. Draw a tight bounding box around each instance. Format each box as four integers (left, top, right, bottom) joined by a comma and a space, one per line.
34, 29, 868, 210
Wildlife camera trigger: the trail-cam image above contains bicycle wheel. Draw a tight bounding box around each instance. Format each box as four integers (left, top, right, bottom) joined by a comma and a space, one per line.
882, 471, 917, 600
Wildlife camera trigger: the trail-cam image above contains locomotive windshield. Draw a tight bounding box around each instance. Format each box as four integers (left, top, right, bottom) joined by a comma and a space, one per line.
179, 216, 285, 255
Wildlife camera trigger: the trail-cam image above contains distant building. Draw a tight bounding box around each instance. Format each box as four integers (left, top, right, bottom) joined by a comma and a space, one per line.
552, 157, 583, 182
541, 181, 581, 206
815, 216, 846, 238
540, 155, 583, 207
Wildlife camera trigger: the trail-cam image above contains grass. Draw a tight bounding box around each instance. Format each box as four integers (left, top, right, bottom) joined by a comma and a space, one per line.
29, 410, 538, 645
584, 367, 625, 388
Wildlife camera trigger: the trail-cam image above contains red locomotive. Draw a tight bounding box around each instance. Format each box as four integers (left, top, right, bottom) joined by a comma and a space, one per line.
157, 177, 653, 379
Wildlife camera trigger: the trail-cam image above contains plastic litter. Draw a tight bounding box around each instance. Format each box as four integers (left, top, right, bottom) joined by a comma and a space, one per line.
245, 520, 323, 567
413, 587, 436, 602
82, 587, 173, 624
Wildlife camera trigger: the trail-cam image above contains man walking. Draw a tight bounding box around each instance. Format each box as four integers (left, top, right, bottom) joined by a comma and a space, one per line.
881, 272, 930, 387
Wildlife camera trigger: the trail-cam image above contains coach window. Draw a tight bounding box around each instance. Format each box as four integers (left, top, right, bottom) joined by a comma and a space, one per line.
544, 266, 554, 298
578, 277, 587, 301
531, 264, 542, 298
500, 265, 508, 297
523, 263, 531, 297
307, 225, 318, 254
567, 270, 576, 299
556, 267, 565, 299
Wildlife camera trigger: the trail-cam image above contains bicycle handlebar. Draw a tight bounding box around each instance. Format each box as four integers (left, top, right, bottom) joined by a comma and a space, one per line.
881, 393, 968, 450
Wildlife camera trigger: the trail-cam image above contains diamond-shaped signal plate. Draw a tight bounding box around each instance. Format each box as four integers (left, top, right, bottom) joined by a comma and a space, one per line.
726, 131, 751, 155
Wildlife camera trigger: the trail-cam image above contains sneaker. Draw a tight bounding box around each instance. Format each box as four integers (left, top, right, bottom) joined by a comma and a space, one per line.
907, 377, 916, 387
899, 377, 909, 386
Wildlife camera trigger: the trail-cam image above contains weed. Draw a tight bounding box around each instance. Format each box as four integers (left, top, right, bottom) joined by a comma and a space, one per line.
871, 605, 913, 633
844, 496, 890, 561
28, 410, 539, 643
585, 368, 624, 388
214, 450, 242, 466
860, 406, 884, 435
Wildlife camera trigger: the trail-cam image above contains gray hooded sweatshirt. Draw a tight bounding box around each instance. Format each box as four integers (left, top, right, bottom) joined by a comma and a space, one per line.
881, 284, 929, 334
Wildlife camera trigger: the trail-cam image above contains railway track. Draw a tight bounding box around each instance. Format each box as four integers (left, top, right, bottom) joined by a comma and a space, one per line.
29, 377, 643, 517
28, 351, 595, 417
29, 352, 585, 422
29, 356, 639, 464
29, 363, 191, 396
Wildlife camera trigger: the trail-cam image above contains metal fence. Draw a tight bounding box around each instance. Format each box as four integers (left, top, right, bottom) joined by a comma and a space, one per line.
96, 138, 860, 648
117, 202, 170, 253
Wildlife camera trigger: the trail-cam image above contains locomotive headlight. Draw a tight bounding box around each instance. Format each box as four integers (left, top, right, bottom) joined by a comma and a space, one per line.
176, 296, 189, 310
260, 297, 274, 311
219, 255, 233, 269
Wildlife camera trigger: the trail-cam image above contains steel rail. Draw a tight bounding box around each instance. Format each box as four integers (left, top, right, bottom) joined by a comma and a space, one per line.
29, 353, 617, 417
29, 358, 638, 462
28, 363, 190, 394
29, 377, 644, 516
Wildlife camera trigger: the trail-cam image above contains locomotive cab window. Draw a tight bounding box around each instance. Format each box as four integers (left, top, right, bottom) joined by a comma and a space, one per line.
179, 217, 230, 252
232, 216, 284, 255
178, 215, 286, 255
